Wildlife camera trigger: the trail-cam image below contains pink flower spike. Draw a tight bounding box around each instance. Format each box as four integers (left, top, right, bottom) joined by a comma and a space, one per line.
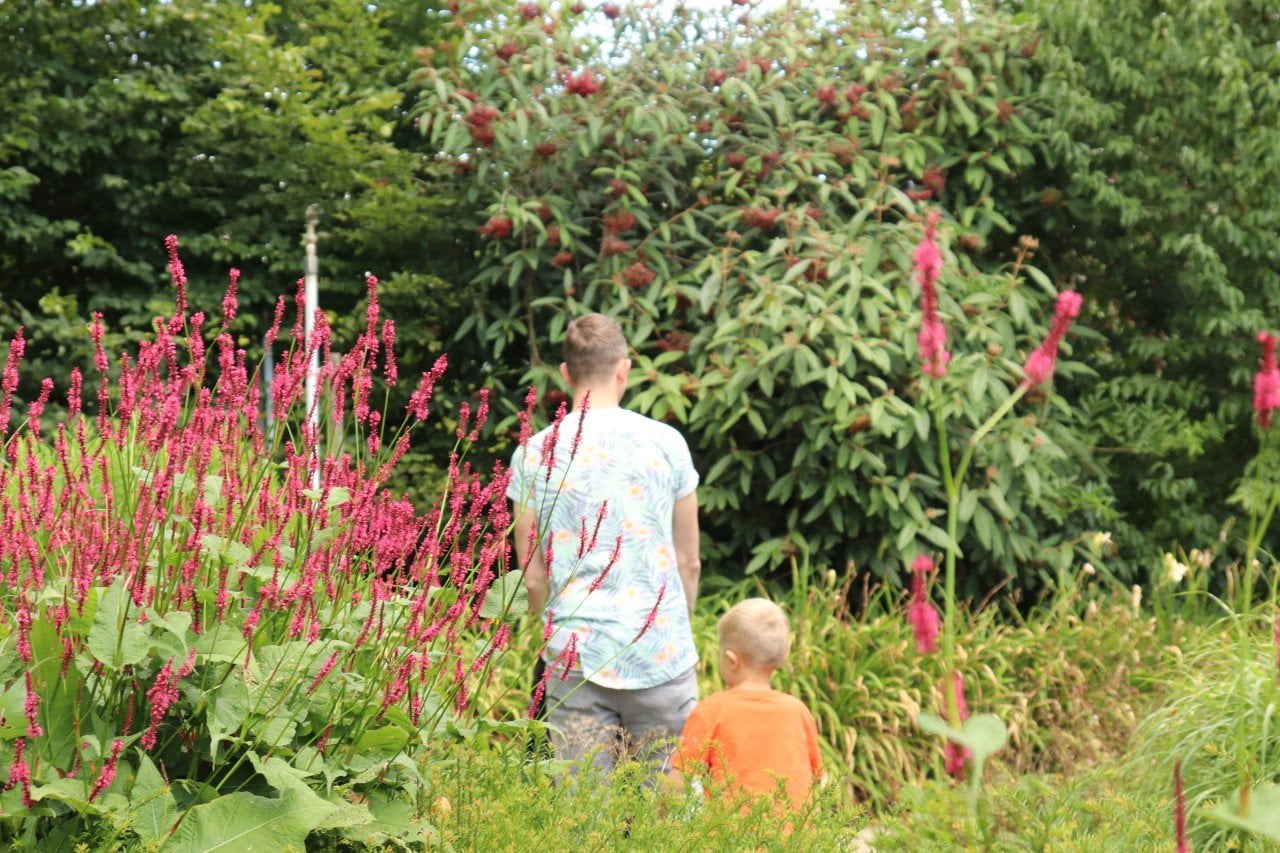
1253, 331, 1280, 430
23, 672, 43, 738
633, 583, 666, 642
942, 671, 971, 779
88, 739, 125, 803
6, 738, 33, 808
222, 268, 241, 326
912, 211, 951, 378
907, 576, 941, 656
943, 740, 970, 780
912, 212, 943, 288
1022, 290, 1084, 388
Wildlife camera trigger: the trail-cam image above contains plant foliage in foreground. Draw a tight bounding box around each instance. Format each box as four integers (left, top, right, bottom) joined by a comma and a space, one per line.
0, 241, 528, 849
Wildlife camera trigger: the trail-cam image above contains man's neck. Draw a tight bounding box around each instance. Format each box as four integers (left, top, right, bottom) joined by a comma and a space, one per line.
572, 386, 622, 411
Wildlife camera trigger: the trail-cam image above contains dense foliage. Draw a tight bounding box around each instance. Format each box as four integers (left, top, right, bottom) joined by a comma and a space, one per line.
1014, 0, 1280, 566
0, 0, 466, 420
6, 0, 1279, 586
415, 0, 1108, 587
0, 266, 529, 849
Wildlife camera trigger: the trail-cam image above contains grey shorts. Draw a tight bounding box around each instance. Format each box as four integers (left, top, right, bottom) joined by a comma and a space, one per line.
544, 665, 698, 773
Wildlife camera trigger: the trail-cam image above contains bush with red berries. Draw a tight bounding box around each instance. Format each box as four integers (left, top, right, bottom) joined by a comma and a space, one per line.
413, 0, 1097, 585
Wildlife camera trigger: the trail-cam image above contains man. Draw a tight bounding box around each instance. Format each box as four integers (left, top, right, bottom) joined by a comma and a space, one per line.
508, 313, 701, 772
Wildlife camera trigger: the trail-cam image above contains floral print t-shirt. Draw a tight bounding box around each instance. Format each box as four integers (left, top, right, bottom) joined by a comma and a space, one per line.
507, 406, 699, 690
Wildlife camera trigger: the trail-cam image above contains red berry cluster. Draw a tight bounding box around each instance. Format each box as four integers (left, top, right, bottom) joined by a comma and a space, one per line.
465, 104, 500, 146
621, 262, 655, 289
477, 215, 513, 239
565, 71, 601, 96
740, 207, 781, 230
602, 210, 637, 234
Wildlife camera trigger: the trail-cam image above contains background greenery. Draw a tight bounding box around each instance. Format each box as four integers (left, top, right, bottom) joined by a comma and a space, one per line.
3, 0, 1277, 587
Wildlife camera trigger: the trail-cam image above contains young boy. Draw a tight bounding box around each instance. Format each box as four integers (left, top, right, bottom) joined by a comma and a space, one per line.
669, 598, 822, 809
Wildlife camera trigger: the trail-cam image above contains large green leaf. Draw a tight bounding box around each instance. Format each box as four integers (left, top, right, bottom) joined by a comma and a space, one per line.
1205, 782, 1280, 842
131, 750, 178, 842
478, 570, 528, 620
166, 789, 338, 853
917, 712, 1008, 766
208, 666, 251, 761
88, 579, 151, 668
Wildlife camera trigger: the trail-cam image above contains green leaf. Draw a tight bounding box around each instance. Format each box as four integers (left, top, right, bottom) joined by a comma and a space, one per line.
248, 750, 315, 794
479, 570, 528, 620
917, 712, 1008, 766
30, 778, 90, 810
1204, 782, 1280, 842
88, 579, 151, 669
200, 533, 254, 568
131, 750, 178, 842
166, 789, 339, 853
208, 668, 251, 761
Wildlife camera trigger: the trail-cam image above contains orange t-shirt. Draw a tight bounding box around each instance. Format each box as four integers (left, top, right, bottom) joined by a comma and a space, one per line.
672, 687, 822, 809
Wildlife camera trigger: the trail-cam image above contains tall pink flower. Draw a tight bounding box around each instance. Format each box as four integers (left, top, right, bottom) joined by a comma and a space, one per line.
1253, 331, 1280, 429
907, 555, 941, 654
23, 672, 43, 738
943, 671, 971, 779
913, 211, 951, 378
88, 739, 125, 803
1022, 290, 1083, 387
633, 583, 667, 642
6, 737, 33, 808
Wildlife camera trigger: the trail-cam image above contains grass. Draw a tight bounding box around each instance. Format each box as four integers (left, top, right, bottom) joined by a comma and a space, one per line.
424, 740, 864, 850
481, 569, 1188, 813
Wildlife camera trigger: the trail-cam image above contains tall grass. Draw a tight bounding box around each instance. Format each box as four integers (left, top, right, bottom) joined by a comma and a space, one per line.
481, 565, 1187, 813
1124, 613, 1280, 849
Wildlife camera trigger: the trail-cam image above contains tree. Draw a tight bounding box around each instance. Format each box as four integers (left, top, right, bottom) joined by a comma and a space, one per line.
1012, 0, 1280, 562
0, 0, 465, 428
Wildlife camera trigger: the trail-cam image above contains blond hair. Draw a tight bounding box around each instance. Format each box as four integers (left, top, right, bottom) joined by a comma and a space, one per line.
717, 598, 792, 670
563, 313, 627, 383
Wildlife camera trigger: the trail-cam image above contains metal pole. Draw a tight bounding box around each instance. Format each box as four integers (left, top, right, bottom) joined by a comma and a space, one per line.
263, 333, 274, 430
303, 205, 321, 490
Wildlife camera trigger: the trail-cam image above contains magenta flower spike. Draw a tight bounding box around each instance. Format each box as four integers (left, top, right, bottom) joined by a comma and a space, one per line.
1022, 290, 1083, 388
942, 671, 972, 779
1253, 331, 1280, 429
907, 555, 941, 655
1174, 759, 1188, 853
913, 211, 951, 378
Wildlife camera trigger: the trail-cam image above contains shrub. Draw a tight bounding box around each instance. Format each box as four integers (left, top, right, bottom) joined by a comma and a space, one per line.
414, 0, 1114, 589
0, 248, 526, 848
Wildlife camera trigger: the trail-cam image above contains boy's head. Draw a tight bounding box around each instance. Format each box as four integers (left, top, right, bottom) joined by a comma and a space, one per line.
717, 598, 791, 685
560, 313, 629, 388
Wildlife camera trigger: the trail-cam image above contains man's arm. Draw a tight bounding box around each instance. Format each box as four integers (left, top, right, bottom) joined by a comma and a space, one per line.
672, 491, 701, 618
512, 503, 550, 615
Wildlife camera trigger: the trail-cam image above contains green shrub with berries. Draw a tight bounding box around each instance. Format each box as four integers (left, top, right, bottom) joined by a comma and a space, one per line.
413, 0, 1112, 588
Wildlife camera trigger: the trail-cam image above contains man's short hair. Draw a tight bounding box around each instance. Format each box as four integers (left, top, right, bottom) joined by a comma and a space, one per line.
717, 598, 792, 670
563, 313, 628, 383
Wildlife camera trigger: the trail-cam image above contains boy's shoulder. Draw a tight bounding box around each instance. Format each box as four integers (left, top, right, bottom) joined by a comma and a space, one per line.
699, 688, 810, 715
